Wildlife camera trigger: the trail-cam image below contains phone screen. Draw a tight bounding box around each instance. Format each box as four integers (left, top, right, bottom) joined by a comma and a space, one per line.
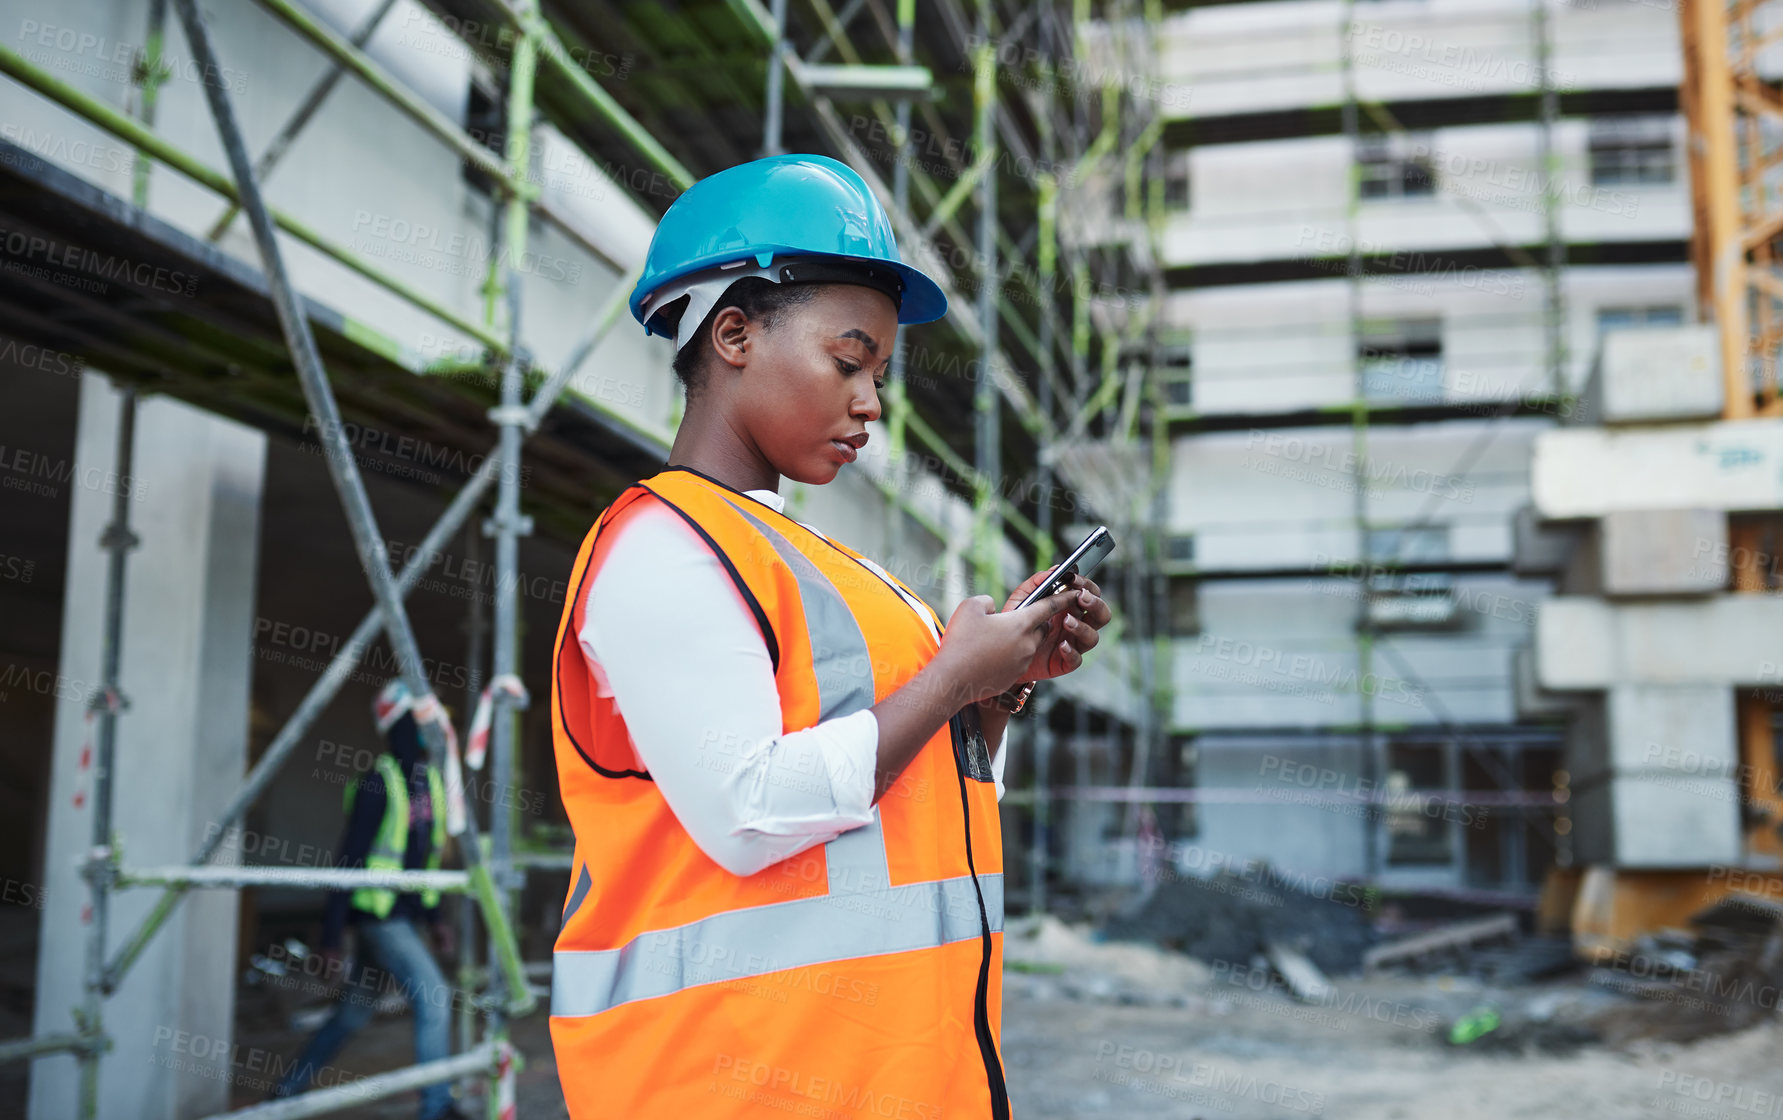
1015, 526, 1116, 611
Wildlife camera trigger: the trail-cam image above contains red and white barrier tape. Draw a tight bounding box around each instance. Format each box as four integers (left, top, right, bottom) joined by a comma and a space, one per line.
494, 1040, 518, 1120
465, 674, 528, 772
411, 693, 467, 837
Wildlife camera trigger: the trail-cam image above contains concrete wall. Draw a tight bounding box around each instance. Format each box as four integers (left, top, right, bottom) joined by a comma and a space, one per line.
0, 0, 677, 433
1167, 419, 1542, 572
1165, 119, 1688, 268
31, 376, 264, 1120
1172, 574, 1540, 732
1193, 737, 1372, 880
1159, 0, 1682, 120
1163, 265, 1696, 415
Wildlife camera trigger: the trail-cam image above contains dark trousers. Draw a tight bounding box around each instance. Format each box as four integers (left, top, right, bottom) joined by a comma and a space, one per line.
272, 916, 454, 1118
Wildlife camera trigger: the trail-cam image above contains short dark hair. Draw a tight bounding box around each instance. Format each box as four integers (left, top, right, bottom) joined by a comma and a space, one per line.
670, 278, 819, 402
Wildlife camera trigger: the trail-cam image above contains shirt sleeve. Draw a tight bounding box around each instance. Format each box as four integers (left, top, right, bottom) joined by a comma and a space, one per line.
992, 722, 1007, 802
581, 503, 880, 879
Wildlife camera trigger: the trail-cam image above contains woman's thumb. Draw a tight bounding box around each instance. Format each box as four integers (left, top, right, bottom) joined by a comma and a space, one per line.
1018, 586, 1075, 622
951, 594, 994, 621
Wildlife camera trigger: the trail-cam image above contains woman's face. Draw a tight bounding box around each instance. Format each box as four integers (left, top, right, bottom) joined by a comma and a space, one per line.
737, 283, 899, 485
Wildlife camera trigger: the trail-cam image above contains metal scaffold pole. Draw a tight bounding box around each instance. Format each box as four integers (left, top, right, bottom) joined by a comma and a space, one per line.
973, 0, 1001, 598
97, 275, 636, 998
1337, 0, 1381, 883
481, 2, 543, 1108
1532, 0, 1566, 396
888, 0, 915, 571
168, 0, 532, 1055
76, 385, 137, 1118
205, 0, 401, 242
1029, 5, 1060, 914
764, 0, 791, 156
129, 0, 168, 207
458, 521, 486, 1100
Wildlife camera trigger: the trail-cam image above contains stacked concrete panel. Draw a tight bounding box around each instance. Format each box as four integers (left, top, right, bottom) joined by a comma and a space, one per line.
1599, 509, 1726, 595
1532, 420, 1783, 518
1530, 328, 1755, 870
1573, 325, 1722, 426
1564, 686, 1741, 868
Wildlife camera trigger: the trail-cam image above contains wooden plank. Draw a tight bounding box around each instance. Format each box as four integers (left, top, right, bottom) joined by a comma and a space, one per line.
1265, 941, 1333, 1003
1363, 913, 1519, 974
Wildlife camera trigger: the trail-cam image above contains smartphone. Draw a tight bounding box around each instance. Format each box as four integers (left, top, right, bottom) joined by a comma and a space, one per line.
1015, 526, 1116, 610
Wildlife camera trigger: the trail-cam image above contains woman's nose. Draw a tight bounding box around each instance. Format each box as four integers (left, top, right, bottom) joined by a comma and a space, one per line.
855, 386, 882, 424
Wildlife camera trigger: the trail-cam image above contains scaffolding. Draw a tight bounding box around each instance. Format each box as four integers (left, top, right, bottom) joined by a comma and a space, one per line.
0, 0, 645, 1112
1124, 0, 1602, 895
0, 0, 1159, 1112
742, 0, 1172, 902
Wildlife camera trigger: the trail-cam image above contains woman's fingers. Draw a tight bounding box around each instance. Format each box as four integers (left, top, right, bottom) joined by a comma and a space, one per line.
1062, 612, 1099, 653
1057, 586, 1110, 629
1065, 578, 1111, 628
1052, 638, 1082, 676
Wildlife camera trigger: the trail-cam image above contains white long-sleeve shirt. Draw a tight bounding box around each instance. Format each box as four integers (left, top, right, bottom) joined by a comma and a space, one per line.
578, 486, 1006, 878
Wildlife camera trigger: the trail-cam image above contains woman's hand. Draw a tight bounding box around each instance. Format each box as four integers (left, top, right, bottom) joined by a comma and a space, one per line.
934, 586, 1082, 706
997, 568, 1111, 684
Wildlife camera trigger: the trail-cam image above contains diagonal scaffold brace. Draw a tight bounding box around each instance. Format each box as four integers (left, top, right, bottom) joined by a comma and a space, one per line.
96, 261, 638, 998
164, 0, 533, 1016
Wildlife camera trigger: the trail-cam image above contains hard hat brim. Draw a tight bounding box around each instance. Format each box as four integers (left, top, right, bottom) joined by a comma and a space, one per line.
632, 247, 948, 337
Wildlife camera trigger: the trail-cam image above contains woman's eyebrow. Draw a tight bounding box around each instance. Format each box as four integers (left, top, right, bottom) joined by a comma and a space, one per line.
835, 329, 879, 355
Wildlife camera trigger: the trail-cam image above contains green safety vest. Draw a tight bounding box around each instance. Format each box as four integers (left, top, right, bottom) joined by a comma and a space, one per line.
343, 753, 446, 919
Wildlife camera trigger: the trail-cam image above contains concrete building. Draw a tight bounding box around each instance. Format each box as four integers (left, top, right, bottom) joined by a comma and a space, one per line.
1151, 0, 1693, 897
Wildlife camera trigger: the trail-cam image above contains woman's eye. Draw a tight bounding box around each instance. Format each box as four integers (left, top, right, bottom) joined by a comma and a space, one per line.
873, 380, 886, 391
836, 358, 860, 375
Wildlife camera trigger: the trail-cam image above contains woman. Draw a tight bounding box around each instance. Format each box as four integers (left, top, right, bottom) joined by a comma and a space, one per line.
548, 153, 1111, 1119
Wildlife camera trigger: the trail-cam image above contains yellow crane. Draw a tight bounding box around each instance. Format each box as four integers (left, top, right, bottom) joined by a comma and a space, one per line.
1564, 0, 1783, 954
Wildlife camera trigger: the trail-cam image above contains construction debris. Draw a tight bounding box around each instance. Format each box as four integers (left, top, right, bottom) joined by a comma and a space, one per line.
1363, 913, 1520, 975
1583, 894, 1783, 1045
1101, 868, 1378, 974
1003, 914, 1211, 1006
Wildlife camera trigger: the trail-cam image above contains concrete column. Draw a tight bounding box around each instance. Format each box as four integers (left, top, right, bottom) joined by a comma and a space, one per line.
31, 375, 265, 1120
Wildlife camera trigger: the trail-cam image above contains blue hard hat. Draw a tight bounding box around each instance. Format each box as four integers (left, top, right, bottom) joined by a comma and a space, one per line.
630, 154, 947, 341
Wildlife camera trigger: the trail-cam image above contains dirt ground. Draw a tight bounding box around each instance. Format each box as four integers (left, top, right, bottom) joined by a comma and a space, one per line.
222, 972, 1783, 1120
998, 915, 1783, 1119
8, 906, 1782, 1119
1002, 975, 1783, 1119
226, 916, 1783, 1120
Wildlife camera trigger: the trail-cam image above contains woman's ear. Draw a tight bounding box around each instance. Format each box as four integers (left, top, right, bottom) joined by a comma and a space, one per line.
710, 306, 751, 371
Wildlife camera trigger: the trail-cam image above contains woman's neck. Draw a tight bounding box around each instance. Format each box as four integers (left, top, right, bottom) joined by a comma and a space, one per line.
666, 408, 779, 494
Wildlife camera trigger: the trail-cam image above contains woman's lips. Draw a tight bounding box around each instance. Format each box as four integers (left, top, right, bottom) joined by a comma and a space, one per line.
830, 439, 858, 463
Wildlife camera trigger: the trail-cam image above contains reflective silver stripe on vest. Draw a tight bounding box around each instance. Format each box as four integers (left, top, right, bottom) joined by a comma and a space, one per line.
562, 863, 592, 926
718, 497, 877, 724
717, 496, 895, 892
551, 491, 1001, 1020
551, 872, 1002, 1018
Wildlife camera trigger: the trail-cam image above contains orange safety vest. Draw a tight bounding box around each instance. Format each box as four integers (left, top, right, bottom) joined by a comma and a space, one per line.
548, 466, 1009, 1120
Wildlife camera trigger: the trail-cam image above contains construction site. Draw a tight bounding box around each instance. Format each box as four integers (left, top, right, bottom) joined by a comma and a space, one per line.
3, 0, 1783, 1115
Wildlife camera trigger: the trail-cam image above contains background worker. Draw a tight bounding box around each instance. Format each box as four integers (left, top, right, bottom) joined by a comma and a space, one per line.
272, 678, 468, 1120
548, 153, 1112, 1118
